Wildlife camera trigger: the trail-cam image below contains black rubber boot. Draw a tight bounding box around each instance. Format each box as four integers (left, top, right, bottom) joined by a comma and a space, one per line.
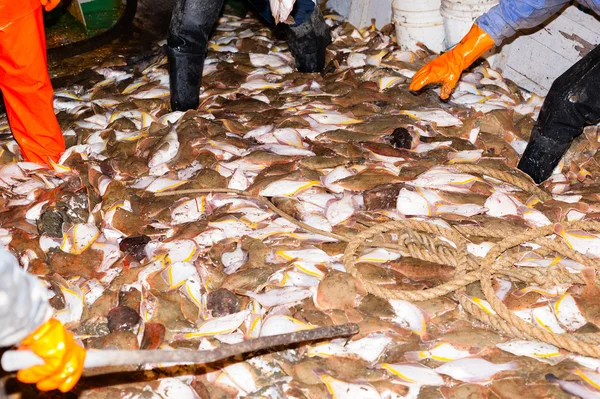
284, 6, 332, 73
517, 136, 571, 184
517, 43, 600, 183
167, 0, 225, 111
167, 48, 204, 111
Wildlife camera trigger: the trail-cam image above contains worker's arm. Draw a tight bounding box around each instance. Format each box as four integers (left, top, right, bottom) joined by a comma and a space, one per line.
0, 250, 52, 347
0, 249, 85, 392
410, 0, 571, 98
409, 25, 495, 99
477, 0, 571, 45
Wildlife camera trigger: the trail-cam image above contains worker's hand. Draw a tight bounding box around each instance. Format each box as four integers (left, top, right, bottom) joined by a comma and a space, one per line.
409, 24, 495, 100
16, 319, 85, 392
40, 0, 61, 12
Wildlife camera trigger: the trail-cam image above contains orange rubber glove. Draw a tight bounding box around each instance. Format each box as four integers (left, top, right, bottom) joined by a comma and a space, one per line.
16, 319, 85, 392
409, 24, 495, 100
40, 0, 60, 11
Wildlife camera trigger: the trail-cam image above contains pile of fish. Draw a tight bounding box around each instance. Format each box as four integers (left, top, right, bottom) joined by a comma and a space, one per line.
3, 10, 600, 399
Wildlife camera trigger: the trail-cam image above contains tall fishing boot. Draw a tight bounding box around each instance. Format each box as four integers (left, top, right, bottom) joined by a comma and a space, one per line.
284, 5, 332, 73
518, 43, 600, 184
167, 0, 224, 111
517, 135, 572, 184
167, 48, 204, 111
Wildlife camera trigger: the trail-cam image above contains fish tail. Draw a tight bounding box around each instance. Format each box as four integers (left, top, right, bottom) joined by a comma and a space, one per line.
553, 223, 566, 238
404, 350, 429, 361
581, 268, 596, 286
505, 361, 520, 370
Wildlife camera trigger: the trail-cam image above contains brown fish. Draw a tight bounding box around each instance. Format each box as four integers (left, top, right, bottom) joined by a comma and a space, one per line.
337, 171, 409, 191
573, 268, 600, 328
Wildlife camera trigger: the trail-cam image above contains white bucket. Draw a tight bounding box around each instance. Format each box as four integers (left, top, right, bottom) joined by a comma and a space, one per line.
393, 0, 446, 53
441, 0, 498, 49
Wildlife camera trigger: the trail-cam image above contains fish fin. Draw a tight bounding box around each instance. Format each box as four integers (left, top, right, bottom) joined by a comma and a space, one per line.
582, 268, 597, 288
404, 350, 428, 362
505, 361, 520, 370
468, 347, 482, 356
419, 332, 434, 342
553, 223, 565, 237
311, 367, 328, 378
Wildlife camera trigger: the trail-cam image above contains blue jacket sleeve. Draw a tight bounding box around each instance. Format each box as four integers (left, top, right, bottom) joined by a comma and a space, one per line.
475, 0, 571, 44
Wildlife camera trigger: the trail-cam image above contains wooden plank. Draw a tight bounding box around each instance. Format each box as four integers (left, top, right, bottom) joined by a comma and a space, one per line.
348, 0, 393, 29
494, 34, 572, 93
523, 6, 599, 63
67, 0, 87, 28
328, 0, 350, 20
492, 5, 600, 95
499, 62, 549, 95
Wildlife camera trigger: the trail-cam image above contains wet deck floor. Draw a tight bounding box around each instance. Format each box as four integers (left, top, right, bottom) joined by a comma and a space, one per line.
2, 11, 600, 399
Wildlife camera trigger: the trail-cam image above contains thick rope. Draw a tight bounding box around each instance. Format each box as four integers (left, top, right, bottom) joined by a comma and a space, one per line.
477, 221, 600, 357
450, 163, 552, 202
458, 290, 600, 346
156, 187, 407, 253
156, 179, 600, 357
345, 219, 600, 357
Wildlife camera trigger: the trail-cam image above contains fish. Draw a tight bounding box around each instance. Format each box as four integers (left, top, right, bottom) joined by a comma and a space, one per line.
148, 126, 180, 168
405, 342, 473, 362
130, 87, 170, 99
554, 224, 600, 258
161, 262, 199, 290
60, 224, 100, 255
309, 111, 363, 125
240, 80, 283, 90
259, 179, 320, 196
545, 374, 600, 399
144, 177, 188, 193
243, 287, 314, 307
496, 340, 565, 365
185, 310, 250, 339
325, 192, 358, 226
310, 335, 393, 363
53, 281, 85, 325
321, 165, 356, 194
484, 191, 520, 217
259, 315, 313, 336
249, 53, 288, 68
222, 243, 248, 274
408, 168, 483, 193
396, 188, 432, 216
435, 358, 518, 383
381, 363, 445, 386
356, 248, 402, 263
320, 374, 382, 399
400, 109, 463, 127
554, 293, 588, 332
269, 0, 296, 24
170, 196, 209, 225
389, 299, 429, 337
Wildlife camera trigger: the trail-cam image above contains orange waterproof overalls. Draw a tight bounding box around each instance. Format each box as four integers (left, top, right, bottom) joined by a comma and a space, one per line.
0, 0, 65, 164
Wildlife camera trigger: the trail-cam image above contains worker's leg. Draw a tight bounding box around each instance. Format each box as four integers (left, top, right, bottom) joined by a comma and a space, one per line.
167, 0, 224, 111
518, 44, 600, 183
283, 3, 331, 73
0, 8, 65, 165
246, 0, 332, 73
246, 0, 315, 26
